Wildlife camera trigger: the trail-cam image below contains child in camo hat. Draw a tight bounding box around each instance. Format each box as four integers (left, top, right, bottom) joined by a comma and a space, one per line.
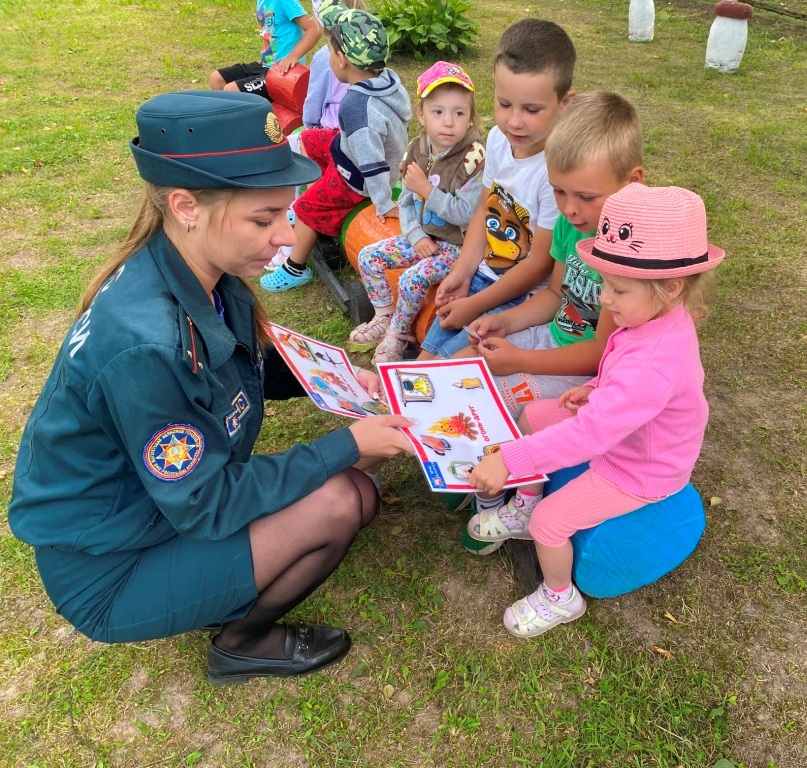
261, 0, 412, 292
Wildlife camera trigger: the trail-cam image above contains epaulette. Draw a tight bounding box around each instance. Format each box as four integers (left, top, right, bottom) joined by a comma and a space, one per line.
178, 307, 205, 375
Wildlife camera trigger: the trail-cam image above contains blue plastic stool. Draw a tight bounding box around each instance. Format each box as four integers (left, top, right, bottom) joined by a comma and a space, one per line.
506, 464, 706, 598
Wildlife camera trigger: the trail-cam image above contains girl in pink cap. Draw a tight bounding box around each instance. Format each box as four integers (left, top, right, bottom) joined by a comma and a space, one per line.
466, 183, 724, 637
347, 61, 486, 364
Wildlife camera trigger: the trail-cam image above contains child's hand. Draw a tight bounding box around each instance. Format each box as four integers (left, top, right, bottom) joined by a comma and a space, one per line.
436, 296, 478, 329
472, 314, 509, 341
402, 162, 432, 199
377, 205, 399, 225
435, 271, 470, 307
558, 386, 594, 414
468, 452, 510, 495
272, 56, 299, 75
413, 236, 439, 259
349, 415, 417, 459
356, 368, 386, 403
476, 336, 523, 375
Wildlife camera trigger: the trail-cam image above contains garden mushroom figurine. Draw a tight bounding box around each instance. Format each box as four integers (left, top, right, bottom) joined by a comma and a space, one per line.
629, 0, 655, 42
706, 0, 753, 73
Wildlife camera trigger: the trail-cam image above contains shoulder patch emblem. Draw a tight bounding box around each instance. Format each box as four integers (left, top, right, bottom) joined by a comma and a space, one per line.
225, 389, 252, 438
143, 424, 204, 481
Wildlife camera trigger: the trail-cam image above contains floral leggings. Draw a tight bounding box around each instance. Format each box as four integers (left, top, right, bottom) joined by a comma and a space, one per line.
357, 234, 461, 334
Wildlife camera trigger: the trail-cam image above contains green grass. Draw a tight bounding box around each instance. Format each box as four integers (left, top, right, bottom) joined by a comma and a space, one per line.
1, 0, 806, 766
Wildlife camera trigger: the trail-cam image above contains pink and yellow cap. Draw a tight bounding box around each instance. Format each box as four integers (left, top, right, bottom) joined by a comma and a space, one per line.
416, 61, 474, 99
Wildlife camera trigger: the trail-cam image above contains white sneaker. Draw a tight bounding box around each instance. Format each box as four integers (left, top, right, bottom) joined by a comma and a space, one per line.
503, 583, 586, 638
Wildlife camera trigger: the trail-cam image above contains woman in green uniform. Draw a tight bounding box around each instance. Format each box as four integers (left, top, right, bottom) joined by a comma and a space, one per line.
8, 91, 413, 686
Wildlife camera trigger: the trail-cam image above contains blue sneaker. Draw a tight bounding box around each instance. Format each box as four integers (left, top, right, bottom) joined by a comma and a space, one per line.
260, 266, 313, 292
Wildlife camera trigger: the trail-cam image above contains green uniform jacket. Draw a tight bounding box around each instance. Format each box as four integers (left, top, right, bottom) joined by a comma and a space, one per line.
9, 229, 359, 554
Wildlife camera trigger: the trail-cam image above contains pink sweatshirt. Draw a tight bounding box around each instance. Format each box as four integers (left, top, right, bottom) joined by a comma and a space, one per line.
500, 303, 709, 498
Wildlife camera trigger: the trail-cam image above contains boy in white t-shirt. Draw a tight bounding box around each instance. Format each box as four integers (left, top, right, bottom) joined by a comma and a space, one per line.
419, 19, 576, 359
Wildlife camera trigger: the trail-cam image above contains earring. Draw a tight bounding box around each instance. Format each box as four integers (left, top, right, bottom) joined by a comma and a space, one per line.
183, 220, 190, 233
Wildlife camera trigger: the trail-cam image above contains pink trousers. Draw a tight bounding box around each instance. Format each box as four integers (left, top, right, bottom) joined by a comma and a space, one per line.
523, 399, 658, 548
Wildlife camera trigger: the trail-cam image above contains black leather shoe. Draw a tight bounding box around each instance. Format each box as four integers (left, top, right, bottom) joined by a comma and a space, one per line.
206, 622, 351, 686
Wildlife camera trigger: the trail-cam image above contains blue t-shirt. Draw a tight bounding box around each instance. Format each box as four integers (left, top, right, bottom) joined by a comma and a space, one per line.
256, 0, 307, 68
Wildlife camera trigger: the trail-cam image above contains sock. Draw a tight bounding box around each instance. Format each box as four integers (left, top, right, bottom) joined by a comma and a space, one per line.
512, 488, 541, 514
476, 492, 505, 512
538, 583, 573, 604
282, 258, 306, 277
374, 305, 394, 319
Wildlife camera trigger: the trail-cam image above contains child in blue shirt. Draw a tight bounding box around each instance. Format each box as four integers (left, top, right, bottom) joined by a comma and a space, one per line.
210, 0, 319, 97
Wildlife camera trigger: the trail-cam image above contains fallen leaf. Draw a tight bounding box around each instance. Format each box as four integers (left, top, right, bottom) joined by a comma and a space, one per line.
710, 496, 723, 507
263, 408, 277, 417
651, 645, 674, 660
389, 525, 402, 535
383, 683, 394, 699
663, 611, 678, 623
348, 660, 370, 681
381, 493, 400, 504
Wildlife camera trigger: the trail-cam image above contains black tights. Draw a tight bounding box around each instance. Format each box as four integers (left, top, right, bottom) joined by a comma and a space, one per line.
214, 468, 378, 658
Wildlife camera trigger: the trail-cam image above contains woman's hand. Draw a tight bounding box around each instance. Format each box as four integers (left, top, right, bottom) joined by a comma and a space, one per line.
356, 368, 385, 403
467, 452, 510, 495
349, 415, 416, 459
558, 385, 594, 414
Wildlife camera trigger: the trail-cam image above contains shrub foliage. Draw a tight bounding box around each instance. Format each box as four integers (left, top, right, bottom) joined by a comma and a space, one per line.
373, 0, 479, 60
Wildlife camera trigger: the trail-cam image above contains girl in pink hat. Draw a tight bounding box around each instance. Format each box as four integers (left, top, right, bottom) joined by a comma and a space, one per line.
466, 183, 724, 637
347, 61, 486, 364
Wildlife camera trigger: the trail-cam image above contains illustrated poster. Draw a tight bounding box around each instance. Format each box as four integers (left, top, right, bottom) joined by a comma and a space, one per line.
266, 323, 390, 418
376, 358, 547, 492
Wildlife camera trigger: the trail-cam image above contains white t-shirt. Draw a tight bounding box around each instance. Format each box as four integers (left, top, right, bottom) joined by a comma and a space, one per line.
477, 126, 559, 282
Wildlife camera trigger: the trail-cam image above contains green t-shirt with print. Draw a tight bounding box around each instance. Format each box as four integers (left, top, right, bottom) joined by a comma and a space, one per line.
548, 216, 603, 347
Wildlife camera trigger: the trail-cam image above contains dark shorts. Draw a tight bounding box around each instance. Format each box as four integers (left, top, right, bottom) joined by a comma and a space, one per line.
217, 61, 269, 99
34, 527, 257, 643
293, 128, 366, 237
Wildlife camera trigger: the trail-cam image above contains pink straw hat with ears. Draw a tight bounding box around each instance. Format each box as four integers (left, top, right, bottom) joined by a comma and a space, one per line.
576, 183, 725, 279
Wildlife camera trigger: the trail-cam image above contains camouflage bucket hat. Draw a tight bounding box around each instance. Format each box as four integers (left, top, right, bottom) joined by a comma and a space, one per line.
319, 0, 389, 71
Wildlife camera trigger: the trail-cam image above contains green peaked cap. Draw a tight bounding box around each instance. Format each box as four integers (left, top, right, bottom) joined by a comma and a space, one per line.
319, 0, 389, 70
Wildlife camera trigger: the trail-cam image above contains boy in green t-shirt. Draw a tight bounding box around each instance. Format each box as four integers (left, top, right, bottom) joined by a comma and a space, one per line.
465, 91, 644, 418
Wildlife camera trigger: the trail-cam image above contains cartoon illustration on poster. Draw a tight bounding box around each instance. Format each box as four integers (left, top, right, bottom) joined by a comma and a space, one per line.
377, 358, 546, 492
266, 325, 546, 492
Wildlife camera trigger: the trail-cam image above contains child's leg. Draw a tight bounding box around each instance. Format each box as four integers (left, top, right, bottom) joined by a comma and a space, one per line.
260, 220, 318, 292
390, 241, 460, 335
356, 235, 418, 310
349, 235, 420, 350
504, 470, 653, 638
467, 401, 569, 542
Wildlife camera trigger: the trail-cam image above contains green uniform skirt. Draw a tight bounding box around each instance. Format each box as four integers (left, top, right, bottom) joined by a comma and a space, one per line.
34, 527, 257, 643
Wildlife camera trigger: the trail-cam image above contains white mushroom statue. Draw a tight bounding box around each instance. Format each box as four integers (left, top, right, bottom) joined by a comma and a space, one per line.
706, 0, 753, 73
629, 0, 655, 43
